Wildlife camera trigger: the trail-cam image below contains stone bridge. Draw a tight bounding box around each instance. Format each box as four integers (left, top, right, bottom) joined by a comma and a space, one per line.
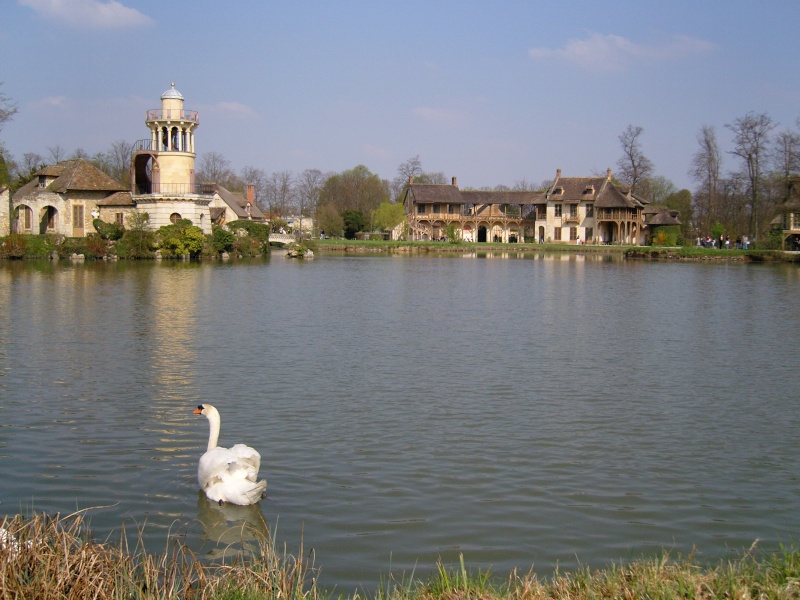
268, 233, 295, 245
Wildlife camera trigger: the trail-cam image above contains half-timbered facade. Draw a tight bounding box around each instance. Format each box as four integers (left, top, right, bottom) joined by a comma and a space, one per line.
404, 177, 542, 242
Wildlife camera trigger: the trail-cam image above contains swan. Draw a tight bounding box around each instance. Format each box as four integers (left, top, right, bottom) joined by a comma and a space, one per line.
194, 404, 267, 505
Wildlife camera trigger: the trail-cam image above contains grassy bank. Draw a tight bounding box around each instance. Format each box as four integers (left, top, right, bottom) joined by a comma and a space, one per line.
312, 239, 800, 262
2, 512, 798, 599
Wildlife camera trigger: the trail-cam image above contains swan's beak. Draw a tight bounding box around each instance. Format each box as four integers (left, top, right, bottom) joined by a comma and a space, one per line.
193, 406, 203, 414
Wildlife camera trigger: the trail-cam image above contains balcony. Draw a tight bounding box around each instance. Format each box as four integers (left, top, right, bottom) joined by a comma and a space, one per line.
146, 108, 199, 123
134, 182, 216, 197
132, 139, 193, 154
563, 213, 580, 223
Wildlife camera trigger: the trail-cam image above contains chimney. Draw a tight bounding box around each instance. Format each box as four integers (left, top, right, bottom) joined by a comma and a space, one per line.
408, 176, 414, 184
556, 168, 561, 179
246, 184, 255, 205
452, 176, 458, 188
606, 168, 612, 180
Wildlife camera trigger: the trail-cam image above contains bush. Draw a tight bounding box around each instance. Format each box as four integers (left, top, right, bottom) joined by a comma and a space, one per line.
92, 218, 125, 241
157, 219, 205, 257
1, 234, 27, 258
228, 220, 271, 242
211, 226, 235, 253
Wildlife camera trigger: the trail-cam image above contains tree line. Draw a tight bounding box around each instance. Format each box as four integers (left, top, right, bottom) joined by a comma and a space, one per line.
2, 83, 798, 242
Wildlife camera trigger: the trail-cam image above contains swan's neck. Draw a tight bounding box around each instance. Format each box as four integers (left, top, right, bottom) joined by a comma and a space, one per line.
206, 411, 220, 452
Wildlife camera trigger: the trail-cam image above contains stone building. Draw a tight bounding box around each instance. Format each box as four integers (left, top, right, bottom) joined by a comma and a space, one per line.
11, 159, 130, 236
10, 83, 265, 237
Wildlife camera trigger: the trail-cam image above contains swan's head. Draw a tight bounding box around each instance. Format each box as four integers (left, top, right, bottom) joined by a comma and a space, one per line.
194, 404, 218, 417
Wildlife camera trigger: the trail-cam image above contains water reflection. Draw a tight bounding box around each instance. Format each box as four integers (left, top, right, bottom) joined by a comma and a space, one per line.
196, 491, 269, 559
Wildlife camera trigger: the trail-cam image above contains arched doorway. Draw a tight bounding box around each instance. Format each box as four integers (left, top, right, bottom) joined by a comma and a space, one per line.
478, 225, 487, 243
538, 225, 545, 244
39, 206, 57, 234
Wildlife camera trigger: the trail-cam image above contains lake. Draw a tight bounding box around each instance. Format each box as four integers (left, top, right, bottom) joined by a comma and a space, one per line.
0, 252, 798, 592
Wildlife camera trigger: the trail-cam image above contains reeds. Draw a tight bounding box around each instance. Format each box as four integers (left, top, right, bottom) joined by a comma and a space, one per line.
2, 512, 799, 599
0, 511, 318, 599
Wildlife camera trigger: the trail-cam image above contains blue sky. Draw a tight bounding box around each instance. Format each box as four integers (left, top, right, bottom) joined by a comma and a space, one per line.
2, 0, 799, 191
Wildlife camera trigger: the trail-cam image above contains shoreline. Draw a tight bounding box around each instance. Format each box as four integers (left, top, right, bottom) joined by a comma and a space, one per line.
311, 239, 800, 262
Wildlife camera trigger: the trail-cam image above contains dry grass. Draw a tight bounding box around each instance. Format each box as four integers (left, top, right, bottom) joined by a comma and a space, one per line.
2, 512, 799, 599
0, 510, 318, 599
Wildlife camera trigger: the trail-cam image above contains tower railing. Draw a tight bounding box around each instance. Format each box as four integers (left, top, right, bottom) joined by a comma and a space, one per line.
132, 139, 195, 154
145, 109, 199, 123
135, 182, 216, 196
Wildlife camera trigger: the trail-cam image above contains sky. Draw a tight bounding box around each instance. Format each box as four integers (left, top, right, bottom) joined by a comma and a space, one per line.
2, 0, 800, 192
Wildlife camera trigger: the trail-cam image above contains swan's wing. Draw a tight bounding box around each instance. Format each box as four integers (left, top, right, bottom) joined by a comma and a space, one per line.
198, 446, 261, 489
229, 444, 261, 477
204, 478, 267, 506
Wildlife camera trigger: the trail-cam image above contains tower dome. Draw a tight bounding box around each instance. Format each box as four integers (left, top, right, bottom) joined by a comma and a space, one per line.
161, 82, 184, 101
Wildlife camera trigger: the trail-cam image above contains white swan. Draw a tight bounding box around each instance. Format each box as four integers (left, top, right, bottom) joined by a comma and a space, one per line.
194, 404, 267, 505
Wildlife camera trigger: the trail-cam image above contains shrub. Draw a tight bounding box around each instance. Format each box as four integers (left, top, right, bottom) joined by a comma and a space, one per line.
1, 234, 26, 258
157, 219, 205, 257
211, 225, 236, 253
92, 218, 125, 241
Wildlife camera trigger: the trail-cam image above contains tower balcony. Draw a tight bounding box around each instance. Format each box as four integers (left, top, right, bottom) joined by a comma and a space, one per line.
134, 181, 216, 197
133, 139, 194, 154
145, 108, 199, 123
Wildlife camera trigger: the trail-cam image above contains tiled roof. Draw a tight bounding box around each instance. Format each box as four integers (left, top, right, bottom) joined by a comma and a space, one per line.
548, 176, 608, 204
461, 190, 543, 205
407, 184, 543, 205
407, 184, 464, 204
45, 159, 127, 193
214, 184, 267, 221
14, 159, 127, 200
96, 191, 134, 206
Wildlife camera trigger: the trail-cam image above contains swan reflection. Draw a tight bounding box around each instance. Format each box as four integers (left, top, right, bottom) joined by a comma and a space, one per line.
196, 491, 269, 559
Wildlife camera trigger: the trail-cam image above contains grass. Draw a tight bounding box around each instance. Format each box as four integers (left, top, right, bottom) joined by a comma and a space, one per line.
2, 513, 800, 599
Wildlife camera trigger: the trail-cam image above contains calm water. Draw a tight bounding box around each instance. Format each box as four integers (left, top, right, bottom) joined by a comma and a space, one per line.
1, 253, 798, 591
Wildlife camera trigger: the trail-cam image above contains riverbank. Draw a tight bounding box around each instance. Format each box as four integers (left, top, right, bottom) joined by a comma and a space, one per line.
313, 239, 800, 262
2, 512, 798, 599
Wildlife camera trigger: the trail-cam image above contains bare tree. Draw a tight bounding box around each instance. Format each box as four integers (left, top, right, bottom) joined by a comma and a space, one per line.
616, 125, 654, 194
726, 112, 776, 237
689, 125, 722, 233
0, 83, 17, 135
47, 145, 67, 163
240, 165, 268, 209
22, 152, 45, 174
391, 155, 424, 201
265, 170, 294, 220
772, 124, 800, 191
196, 151, 239, 188
295, 168, 326, 237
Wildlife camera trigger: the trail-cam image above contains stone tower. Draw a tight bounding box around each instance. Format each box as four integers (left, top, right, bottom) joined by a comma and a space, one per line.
131, 84, 212, 233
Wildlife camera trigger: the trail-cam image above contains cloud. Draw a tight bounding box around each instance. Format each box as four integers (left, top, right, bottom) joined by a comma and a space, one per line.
412, 106, 467, 127
211, 101, 259, 118
18, 0, 153, 29
529, 32, 715, 72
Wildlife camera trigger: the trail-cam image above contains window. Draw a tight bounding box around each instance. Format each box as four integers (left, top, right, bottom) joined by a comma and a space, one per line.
170, 213, 182, 223
417, 204, 425, 214
554, 204, 562, 217
586, 204, 594, 217
551, 187, 563, 195
23, 206, 32, 230
554, 227, 562, 241
115, 212, 124, 226
38, 176, 47, 188
448, 204, 457, 214
570, 227, 578, 241
432, 204, 440, 213
569, 204, 577, 217
73, 205, 84, 227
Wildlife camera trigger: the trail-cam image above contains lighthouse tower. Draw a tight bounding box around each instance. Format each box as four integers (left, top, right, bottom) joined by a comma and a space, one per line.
131, 84, 212, 233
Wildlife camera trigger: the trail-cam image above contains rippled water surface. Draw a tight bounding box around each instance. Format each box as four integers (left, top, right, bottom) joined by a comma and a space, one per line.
1, 253, 798, 591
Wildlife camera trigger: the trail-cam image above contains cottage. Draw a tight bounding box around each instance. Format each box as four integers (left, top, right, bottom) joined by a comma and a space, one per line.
11, 159, 130, 236
404, 177, 542, 242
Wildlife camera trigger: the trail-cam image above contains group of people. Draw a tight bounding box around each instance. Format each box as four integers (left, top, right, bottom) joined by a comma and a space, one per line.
697, 234, 750, 249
